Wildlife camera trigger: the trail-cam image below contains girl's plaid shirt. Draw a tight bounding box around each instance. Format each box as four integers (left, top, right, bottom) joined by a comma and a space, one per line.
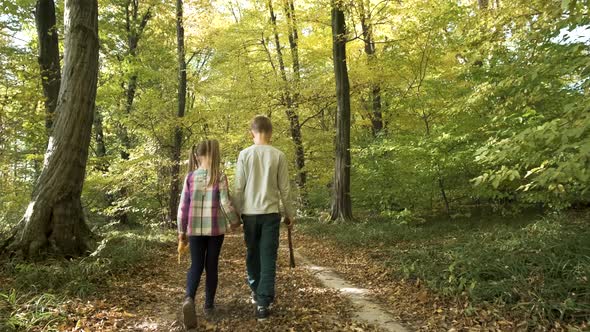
177, 169, 240, 236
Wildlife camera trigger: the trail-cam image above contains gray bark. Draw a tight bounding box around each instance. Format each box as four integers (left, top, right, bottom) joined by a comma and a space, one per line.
268, 0, 307, 191
169, 0, 187, 223
93, 108, 108, 171
330, 0, 353, 221
115, 1, 152, 223
4, 0, 100, 258
119, 0, 152, 158
35, 0, 61, 133
359, 0, 383, 135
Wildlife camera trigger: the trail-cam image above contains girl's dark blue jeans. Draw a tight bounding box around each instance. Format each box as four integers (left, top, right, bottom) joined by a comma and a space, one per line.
186, 235, 225, 307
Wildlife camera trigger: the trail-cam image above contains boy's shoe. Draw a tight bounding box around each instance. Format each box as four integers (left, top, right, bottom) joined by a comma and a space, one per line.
182, 297, 197, 329
250, 291, 257, 305
256, 306, 270, 321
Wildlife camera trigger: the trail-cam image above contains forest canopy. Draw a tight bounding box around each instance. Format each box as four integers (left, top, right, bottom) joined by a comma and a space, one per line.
0, 0, 589, 227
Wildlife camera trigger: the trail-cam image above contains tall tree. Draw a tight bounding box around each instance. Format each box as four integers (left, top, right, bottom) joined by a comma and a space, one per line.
119, 0, 152, 159
93, 108, 108, 171
168, 0, 187, 223
358, 0, 383, 135
3, 0, 100, 258
330, 0, 353, 221
34, 0, 61, 133
115, 0, 153, 223
267, 0, 306, 192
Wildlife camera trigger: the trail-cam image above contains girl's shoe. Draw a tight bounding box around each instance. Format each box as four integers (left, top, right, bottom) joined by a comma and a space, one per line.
182, 297, 197, 329
203, 304, 215, 317
250, 291, 257, 304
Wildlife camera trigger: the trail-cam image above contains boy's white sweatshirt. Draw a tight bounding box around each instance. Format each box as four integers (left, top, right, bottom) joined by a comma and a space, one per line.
233, 144, 295, 219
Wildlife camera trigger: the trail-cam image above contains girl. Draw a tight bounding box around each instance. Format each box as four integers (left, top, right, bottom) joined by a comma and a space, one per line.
177, 139, 240, 329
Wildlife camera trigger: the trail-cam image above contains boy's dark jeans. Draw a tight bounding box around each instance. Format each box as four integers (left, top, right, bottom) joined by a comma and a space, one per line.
186, 235, 225, 306
242, 213, 281, 307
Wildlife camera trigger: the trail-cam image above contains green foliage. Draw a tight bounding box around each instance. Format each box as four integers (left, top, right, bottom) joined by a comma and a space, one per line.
0, 290, 67, 332
0, 2, 588, 330
2, 0, 589, 224
299, 212, 590, 325
0, 225, 175, 330
1, 225, 174, 297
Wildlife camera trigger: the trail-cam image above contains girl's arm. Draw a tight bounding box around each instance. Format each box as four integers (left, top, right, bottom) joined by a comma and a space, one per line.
219, 173, 240, 226
232, 151, 246, 214
177, 173, 193, 234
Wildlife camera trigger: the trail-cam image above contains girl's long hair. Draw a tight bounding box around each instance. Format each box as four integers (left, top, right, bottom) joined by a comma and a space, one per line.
188, 139, 221, 187
188, 145, 199, 172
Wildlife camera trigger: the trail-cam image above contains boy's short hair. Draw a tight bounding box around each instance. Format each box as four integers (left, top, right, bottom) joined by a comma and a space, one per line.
251, 115, 273, 134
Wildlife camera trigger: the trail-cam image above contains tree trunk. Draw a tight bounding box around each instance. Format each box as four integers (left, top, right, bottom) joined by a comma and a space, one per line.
436, 165, 451, 215
283, 0, 306, 192
359, 0, 383, 135
169, 0, 186, 223
119, 74, 137, 160
93, 108, 108, 171
284, 0, 300, 81
3, 0, 99, 258
35, 0, 61, 133
268, 0, 307, 191
114, 1, 152, 223
423, 113, 450, 216
330, 0, 353, 221
120, 0, 152, 149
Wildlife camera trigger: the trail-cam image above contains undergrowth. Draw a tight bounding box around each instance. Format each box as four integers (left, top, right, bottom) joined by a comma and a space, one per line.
0, 223, 175, 332
299, 211, 590, 327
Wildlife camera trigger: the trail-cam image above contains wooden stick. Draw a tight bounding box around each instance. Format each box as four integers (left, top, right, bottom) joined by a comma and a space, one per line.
287, 226, 296, 268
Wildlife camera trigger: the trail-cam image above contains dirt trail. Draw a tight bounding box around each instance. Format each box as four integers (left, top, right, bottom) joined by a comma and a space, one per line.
73, 231, 399, 331
296, 252, 408, 332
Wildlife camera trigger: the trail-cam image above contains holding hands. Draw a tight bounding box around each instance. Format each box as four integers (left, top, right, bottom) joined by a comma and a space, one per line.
230, 222, 242, 232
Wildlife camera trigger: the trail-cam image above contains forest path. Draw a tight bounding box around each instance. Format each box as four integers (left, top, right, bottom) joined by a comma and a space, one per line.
295, 252, 408, 332
74, 230, 391, 331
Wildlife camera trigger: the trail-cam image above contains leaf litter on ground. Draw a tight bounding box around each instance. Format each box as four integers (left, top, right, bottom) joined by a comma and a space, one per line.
29, 231, 382, 331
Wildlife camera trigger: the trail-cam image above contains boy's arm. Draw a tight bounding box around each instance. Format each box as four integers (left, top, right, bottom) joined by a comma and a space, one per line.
219, 173, 240, 225
177, 173, 192, 234
278, 153, 295, 220
233, 151, 246, 214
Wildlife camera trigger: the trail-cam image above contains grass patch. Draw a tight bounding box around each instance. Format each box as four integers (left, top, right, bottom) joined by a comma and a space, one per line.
0, 224, 175, 331
0, 290, 67, 332
299, 212, 590, 326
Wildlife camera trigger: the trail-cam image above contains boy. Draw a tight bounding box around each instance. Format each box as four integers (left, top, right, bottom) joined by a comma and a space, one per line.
233, 115, 295, 321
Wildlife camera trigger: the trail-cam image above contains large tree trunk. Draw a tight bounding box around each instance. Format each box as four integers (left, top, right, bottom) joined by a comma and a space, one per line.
3, 0, 99, 258
35, 0, 61, 133
168, 0, 186, 223
268, 0, 306, 192
359, 0, 383, 136
330, 0, 353, 221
